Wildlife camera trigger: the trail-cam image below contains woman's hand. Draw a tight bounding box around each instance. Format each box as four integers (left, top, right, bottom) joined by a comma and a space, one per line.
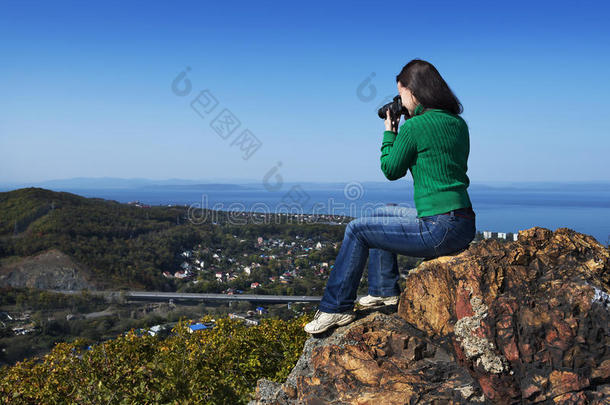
384, 109, 400, 133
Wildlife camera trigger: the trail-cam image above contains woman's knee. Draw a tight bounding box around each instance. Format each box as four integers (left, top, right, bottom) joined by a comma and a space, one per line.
346, 218, 365, 238
346, 218, 358, 233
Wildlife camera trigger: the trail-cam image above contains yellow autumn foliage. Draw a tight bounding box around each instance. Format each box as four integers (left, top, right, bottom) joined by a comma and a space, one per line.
0, 313, 313, 404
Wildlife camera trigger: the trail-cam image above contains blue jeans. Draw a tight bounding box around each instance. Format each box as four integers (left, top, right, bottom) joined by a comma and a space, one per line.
317, 205, 476, 313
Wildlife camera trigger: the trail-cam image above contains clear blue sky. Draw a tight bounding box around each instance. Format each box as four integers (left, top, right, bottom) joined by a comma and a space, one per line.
1, 0, 609, 185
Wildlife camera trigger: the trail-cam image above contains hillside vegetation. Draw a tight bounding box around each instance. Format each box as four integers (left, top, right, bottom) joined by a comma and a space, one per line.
0, 312, 312, 404
0, 188, 346, 291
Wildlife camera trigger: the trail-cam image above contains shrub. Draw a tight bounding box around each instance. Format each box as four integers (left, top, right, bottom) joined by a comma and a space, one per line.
0, 312, 312, 404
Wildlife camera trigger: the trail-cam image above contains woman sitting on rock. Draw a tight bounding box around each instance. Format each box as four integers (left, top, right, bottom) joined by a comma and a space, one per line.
304, 59, 476, 334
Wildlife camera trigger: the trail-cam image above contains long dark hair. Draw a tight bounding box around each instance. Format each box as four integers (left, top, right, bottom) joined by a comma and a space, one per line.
396, 59, 463, 115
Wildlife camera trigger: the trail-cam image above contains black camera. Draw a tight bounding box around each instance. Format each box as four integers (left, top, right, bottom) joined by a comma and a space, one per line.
377, 95, 409, 122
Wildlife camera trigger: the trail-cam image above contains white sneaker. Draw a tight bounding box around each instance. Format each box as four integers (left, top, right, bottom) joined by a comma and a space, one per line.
357, 294, 399, 307
303, 309, 356, 334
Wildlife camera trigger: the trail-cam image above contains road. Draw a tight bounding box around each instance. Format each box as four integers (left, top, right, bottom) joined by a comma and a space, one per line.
50, 290, 324, 303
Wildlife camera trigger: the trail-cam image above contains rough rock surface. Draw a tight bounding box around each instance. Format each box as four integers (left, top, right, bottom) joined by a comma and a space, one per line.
251, 227, 609, 404
251, 306, 484, 404
0, 248, 98, 290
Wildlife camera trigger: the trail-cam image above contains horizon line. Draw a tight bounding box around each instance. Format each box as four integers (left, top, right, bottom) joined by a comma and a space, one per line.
1, 176, 610, 189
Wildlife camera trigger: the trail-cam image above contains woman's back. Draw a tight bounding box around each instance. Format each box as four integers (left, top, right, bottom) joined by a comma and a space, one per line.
380, 104, 472, 218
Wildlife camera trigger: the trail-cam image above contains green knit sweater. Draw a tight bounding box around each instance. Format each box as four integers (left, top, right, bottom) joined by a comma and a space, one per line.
380, 103, 472, 218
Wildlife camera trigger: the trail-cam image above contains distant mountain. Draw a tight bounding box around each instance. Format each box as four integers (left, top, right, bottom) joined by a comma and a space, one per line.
140, 183, 256, 190
1, 177, 608, 193
0, 177, 261, 190
467, 180, 610, 192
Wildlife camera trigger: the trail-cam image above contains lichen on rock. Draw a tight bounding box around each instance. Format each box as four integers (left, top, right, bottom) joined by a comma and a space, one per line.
454, 288, 508, 374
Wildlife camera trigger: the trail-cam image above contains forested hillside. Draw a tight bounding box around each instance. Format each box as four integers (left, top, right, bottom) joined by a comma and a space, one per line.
1, 188, 203, 290
0, 188, 349, 291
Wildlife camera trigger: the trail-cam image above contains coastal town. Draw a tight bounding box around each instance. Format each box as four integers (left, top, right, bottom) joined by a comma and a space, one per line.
162, 225, 520, 289
163, 235, 337, 287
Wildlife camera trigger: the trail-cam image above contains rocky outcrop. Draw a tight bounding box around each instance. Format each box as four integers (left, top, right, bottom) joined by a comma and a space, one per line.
252, 306, 485, 404
0, 248, 98, 290
399, 227, 609, 403
251, 227, 609, 404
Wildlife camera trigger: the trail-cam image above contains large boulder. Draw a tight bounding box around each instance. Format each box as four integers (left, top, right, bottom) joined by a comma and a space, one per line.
399, 227, 609, 403
251, 227, 609, 404
252, 307, 484, 404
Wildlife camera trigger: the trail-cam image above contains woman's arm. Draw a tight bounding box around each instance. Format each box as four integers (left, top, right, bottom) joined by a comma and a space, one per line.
380, 121, 417, 181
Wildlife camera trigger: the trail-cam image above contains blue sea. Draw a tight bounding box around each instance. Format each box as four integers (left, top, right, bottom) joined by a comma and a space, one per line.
7, 181, 608, 245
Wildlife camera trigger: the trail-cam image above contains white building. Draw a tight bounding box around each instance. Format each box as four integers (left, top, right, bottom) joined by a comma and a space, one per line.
174, 270, 188, 279
483, 231, 492, 239
148, 325, 163, 336
229, 313, 259, 326
497, 232, 507, 239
